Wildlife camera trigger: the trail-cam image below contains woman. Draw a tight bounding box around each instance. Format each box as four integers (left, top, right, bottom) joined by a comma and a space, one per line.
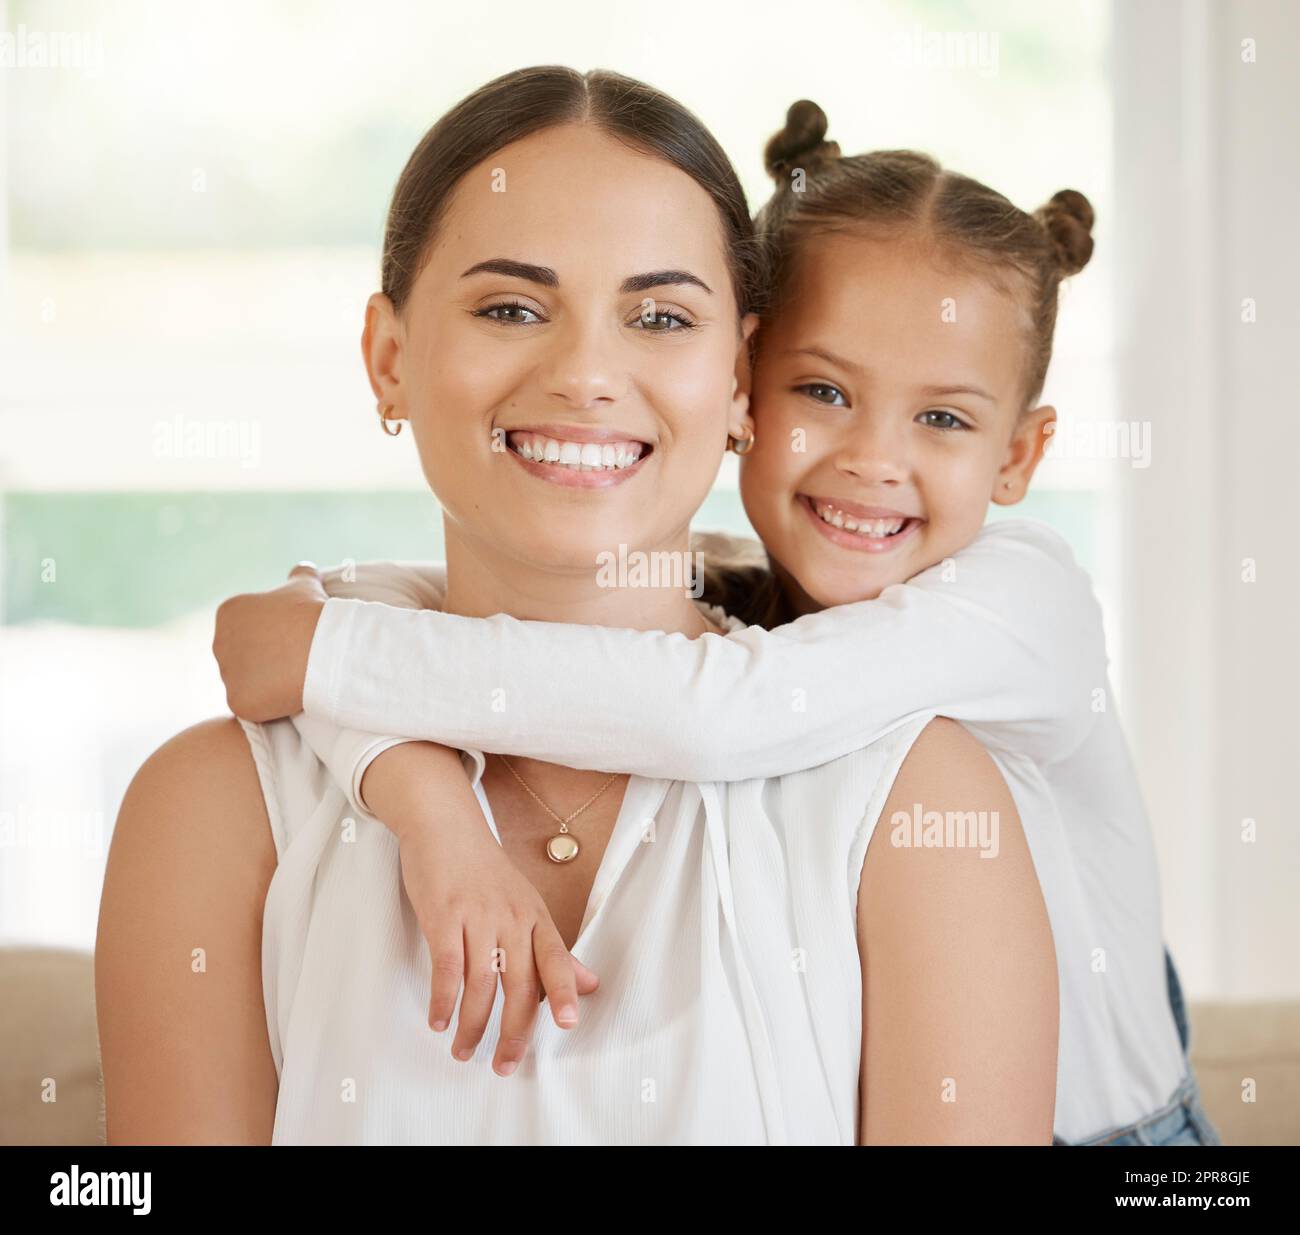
95, 66, 1057, 1144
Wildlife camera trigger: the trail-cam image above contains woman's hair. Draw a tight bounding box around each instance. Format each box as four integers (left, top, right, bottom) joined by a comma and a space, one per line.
381, 66, 763, 320
754, 99, 1095, 409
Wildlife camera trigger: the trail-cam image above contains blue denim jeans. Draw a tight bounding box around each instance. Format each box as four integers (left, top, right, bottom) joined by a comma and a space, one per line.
1054, 947, 1223, 1146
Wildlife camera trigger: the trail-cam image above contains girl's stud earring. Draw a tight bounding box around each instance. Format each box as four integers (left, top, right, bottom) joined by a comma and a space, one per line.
728, 426, 755, 455
378, 403, 403, 436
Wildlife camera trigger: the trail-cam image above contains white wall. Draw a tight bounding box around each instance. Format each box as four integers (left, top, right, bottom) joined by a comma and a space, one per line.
1113, 0, 1299, 998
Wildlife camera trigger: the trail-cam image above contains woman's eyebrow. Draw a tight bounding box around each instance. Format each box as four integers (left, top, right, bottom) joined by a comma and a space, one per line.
619, 270, 713, 295
461, 258, 558, 286
459, 259, 712, 296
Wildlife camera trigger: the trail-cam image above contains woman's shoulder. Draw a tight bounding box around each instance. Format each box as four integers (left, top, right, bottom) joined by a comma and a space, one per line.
111, 717, 278, 877
857, 716, 1042, 939
98, 718, 280, 1141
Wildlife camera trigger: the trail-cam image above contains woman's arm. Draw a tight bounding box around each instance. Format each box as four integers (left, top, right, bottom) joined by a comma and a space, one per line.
95, 718, 279, 1144
303, 519, 1105, 782
855, 718, 1059, 1144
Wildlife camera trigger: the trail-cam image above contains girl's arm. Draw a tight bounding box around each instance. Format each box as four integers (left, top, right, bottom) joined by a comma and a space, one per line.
303, 519, 1105, 784
215, 565, 597, 1072
857, 718, 1058, 1143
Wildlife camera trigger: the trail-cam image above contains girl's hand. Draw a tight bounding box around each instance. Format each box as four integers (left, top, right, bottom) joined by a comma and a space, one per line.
364, 742, 600, 1077
214, 563, 325, 721
396, 814, 599, 1076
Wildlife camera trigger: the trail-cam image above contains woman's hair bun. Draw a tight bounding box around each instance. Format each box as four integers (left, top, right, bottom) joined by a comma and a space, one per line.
1036, 188, 1095, 276
764, 100, 841, 183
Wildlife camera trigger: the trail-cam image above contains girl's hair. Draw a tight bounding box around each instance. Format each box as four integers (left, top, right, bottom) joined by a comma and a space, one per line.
698, 557, 795, 630
754, 99, 1095, 409
692, 529, 796, 630
698, 102, 1099, 629
381, 66, 762, 320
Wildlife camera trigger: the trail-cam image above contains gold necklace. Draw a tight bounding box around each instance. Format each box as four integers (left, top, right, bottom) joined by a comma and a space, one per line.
494, 754, 620, 864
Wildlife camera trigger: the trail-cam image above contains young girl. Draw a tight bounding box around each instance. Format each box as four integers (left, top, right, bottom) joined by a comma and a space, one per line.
214, 100, 1218, 1146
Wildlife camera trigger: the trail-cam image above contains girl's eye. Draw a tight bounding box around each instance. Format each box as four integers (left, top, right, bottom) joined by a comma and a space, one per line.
630, 307, 697, 332
474, 301, 544, 325
918, 409, 970, 431
796, 382, 847, 407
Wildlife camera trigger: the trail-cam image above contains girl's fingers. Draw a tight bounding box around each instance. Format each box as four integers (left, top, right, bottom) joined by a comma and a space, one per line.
493, 928, 542, 1077
425, 919, 465, 1033
286, 562, 328, 601
450, 923, 499, 1064
572, 955, 600, 996
533, 925, 582, 1029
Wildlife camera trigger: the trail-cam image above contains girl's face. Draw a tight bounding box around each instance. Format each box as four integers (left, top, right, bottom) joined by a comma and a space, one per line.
365, 123, 756, 577
740, 229, 1055, 612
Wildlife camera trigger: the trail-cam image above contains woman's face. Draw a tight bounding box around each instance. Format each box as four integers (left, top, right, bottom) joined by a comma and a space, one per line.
739, 229, 1054, 611
367, 123, 756, 575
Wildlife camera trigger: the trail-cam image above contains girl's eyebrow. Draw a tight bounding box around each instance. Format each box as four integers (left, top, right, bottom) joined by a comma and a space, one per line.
919, 383, 996, 403
785, 345, 862, 373
786, 347, 997, 404
460, 258, 712, 295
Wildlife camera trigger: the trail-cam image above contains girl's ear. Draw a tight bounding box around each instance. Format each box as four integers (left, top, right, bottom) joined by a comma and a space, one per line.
729, 313, 761, 436
993, 405, 1056, 505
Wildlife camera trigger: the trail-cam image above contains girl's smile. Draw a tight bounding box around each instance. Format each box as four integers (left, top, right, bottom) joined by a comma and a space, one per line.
796, 493, 924, 553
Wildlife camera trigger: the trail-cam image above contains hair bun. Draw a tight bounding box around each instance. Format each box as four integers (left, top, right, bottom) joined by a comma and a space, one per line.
1036, 188, 1095, 276
764, 100, 841, 183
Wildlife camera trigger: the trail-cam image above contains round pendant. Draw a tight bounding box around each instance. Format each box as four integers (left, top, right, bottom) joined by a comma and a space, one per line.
546, 833, 580, 864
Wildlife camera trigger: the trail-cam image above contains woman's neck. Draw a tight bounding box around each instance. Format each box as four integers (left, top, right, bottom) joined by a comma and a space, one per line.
441, 523, 715, 637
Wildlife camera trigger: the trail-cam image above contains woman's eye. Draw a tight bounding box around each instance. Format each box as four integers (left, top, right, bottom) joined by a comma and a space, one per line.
631, 307, 696, 332
475, 302, 544, 325
918, 409, 969, 430
796, 383, 847, 407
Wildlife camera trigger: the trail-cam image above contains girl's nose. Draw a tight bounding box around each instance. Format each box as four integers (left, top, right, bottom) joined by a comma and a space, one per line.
834, 416, 910, 486
538, 319, 628, 408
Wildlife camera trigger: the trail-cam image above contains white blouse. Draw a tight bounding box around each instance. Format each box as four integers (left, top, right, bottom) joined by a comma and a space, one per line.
269, 519, 1188, 1142
248, 603, 929, 1145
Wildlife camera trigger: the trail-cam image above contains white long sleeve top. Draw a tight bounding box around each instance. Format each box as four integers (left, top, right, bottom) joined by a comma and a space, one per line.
274, 517, 1186, 1142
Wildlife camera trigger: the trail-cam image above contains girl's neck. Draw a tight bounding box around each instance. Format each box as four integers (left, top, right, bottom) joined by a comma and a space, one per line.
441, 523, 715, 637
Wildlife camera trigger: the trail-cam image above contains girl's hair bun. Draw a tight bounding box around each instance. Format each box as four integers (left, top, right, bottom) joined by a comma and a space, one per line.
1035, 188, 1095, 276
764, 100, 842, 183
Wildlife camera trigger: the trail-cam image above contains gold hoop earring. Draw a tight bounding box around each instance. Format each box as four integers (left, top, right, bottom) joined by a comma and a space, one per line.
378, 404, 403, 436
728, 426, 755, 456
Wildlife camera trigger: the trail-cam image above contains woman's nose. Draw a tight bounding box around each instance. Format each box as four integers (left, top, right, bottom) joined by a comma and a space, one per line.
538, 319, 628, 408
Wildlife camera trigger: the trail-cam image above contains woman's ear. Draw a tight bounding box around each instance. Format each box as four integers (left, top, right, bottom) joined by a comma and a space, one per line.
993, 405, 1056, 505
362, 291, 404, 406
729, 313, 761, 436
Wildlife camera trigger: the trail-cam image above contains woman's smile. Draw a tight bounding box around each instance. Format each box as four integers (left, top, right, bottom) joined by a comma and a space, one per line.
501, 424, 655, 489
